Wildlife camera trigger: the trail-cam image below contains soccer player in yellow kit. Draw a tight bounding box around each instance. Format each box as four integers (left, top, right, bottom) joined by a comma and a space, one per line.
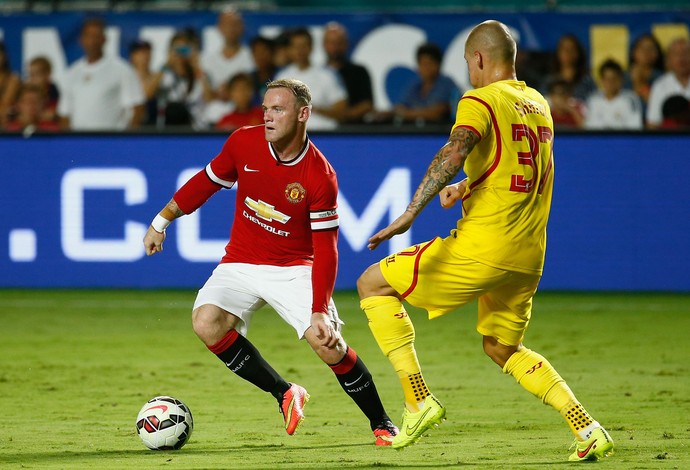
357, 20, 614, 461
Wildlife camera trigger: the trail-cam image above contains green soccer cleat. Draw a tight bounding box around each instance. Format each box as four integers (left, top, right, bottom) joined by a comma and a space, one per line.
568, 426, 614, 462
392, 394, 446, 449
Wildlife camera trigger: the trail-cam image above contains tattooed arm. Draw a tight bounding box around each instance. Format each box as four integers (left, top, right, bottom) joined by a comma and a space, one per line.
367, 127, 480, 250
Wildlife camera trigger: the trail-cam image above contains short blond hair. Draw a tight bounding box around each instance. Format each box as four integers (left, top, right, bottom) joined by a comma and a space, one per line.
266, 78, 312, 108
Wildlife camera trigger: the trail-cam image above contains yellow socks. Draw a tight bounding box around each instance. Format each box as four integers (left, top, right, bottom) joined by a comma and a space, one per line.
504, 347, 598, 440
361, 296, 430, 411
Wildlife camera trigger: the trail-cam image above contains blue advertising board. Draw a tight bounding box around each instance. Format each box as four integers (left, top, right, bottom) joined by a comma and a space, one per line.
1, 131, 689, 291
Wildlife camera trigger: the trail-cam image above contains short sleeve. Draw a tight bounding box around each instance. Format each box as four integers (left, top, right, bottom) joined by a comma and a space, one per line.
206, 132, 240, 188
451, 91, 492, 139
120, 61, 145, 108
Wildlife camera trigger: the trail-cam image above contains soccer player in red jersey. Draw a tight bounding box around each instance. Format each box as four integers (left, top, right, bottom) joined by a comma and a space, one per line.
143, 78, 397, 445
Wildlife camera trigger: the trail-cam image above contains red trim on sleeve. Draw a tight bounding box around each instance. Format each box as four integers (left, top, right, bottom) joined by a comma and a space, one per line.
207, 329, 239, 354
311, 229, 338, 314
456, 124, 481, 139
462, 95, 502, 191
173, 168, 224, 214
329, 346, 358, 375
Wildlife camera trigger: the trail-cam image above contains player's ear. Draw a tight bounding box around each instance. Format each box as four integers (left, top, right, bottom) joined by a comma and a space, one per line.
476, 51, 484, 70
298, 105, 311, 123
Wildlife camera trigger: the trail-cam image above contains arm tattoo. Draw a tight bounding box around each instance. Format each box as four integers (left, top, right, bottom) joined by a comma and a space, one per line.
161, 198, 186, 220
407, 127, 479, 214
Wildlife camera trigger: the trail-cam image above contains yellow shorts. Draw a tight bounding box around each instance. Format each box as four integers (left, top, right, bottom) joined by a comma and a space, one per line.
379, 235, 541, 346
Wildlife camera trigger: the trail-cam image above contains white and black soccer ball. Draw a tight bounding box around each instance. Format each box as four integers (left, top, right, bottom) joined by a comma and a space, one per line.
135, 396, 193, 450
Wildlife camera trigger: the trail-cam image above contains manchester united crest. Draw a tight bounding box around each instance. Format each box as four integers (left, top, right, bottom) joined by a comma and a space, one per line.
285, 182, 306, 204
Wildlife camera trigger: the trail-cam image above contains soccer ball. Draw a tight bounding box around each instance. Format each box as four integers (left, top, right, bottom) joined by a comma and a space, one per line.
135, 396, 194, 450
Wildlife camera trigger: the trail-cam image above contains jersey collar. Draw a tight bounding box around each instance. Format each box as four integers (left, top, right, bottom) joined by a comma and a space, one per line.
268, 138, 310, 166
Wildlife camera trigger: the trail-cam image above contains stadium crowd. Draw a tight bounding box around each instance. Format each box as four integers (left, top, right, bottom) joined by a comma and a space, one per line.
1, 9, 689, 133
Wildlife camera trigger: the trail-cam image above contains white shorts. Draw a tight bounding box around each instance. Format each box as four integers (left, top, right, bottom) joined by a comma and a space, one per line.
193, 263, 343, 339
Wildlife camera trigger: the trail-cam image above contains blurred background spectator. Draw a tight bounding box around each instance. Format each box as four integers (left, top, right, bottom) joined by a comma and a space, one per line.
57, 17, 144, 130
153, 28, 213, 129
249, 35, 277, 106
201, 8, 254, 96
371, 42, 457, 126
0, 40, 21, 126
273, 30, 292, 70
128, 40, 158, 127
275, 27, 347, 130
26, 56, 59, 124
215, 72, 264, 131
541, 33, 597, 102
4, 84, 59, 133
585, 59, 643, 130
546, 78, 585, 130
624, 33, 665, 108
646, 37, 690, 128
660, 94, 690, 129
323, 21, 374, 125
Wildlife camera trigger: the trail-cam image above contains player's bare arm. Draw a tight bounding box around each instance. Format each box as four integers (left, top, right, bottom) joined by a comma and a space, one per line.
143, 198, 186, 256
368, 127, 478, 250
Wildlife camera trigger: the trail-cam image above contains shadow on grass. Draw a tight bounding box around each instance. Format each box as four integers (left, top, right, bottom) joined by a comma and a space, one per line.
1, 444, 571, 468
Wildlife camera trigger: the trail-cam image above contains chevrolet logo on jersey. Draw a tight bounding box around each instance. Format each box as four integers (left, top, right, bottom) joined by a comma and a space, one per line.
244, 197, 291, 224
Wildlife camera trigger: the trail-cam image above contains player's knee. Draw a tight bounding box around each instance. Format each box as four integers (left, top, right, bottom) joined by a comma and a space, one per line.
191, 306, 225, 343
482, 335, 518, 368
356, 265, 374, 298
357, 263, 395, 299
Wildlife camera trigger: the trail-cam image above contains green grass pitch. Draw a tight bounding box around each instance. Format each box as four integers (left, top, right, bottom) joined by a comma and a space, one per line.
0, 289, 688, 469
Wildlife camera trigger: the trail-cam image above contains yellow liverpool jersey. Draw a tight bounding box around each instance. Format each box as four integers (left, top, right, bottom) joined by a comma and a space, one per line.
449, 80, 554, 275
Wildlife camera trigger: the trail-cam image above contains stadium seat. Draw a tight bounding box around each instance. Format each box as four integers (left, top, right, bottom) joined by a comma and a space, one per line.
652, 23, 690, 51
590, 24, 629, 82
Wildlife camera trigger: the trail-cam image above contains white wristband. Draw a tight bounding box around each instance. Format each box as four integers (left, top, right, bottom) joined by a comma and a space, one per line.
151, 214, 171, 233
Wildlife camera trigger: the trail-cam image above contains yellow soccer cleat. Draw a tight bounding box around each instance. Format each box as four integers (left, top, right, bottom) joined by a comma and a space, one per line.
568, 426, 614, 462
392, 394, 446, 449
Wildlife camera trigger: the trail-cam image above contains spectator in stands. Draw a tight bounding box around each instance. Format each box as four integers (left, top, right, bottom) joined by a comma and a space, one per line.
546, 78, 585, 130
216, 72, 264, 131
202, 8, 254, 94
646, 37, 690, 128
275, 27, 347, 130
541, 33, 597, 101
273, 30, 292, 70
26, 56, 59, 124
4, 84, 59, 133
58, 17, 144, 130
624, 33, 665, 106
323, 21, 374, 124
202, 76, 235, 128
153, 28, 213, 129
0, 40, 21, 126
128, 40, 158, 126
585, 59, 643, 130
660, 94, 690, 129
378, 42, 457, 126
249, 35, 277, 106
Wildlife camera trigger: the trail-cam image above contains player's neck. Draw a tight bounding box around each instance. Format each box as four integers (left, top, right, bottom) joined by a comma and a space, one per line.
271, 133, 308, 161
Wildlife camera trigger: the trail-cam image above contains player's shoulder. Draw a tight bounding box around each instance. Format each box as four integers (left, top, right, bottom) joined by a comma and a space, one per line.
307, 140, 337, 176
229, 124, 265, 141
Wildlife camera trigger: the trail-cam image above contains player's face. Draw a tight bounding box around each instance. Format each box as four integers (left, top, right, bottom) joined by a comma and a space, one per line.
263, 88, 306, 143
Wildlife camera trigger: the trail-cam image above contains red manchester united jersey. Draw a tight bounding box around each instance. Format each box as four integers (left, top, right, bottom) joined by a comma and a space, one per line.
204, 125, 339, 266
